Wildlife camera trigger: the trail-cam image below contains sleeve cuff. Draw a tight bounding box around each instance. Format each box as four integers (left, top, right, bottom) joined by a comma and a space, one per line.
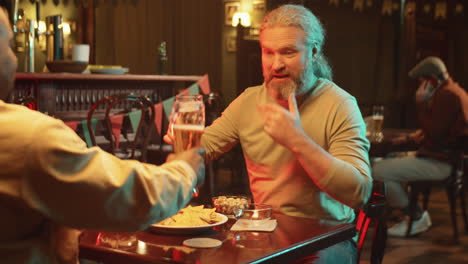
169, 160, 198, 188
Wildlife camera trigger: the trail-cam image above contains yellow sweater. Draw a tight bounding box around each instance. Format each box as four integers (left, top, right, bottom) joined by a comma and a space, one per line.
202, 79, 371, 222
0, 100, 197, 263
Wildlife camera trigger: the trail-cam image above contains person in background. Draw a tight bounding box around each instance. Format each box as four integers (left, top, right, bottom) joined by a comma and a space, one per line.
168, 4, 372, 263
0, 8, 205, 264
373, 56, 468, 237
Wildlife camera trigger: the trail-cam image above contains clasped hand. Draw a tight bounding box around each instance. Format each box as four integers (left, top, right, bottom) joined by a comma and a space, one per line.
163, 128, 205, 187
258, 93, 305, 149
415, 80, 435, 103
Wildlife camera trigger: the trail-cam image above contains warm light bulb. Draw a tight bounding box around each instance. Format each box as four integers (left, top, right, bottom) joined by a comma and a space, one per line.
35, 21, 46, 34
62, 22, 71, 35
232, 12, 251, 27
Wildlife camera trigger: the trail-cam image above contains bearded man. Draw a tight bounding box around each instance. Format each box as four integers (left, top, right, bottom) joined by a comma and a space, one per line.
199, 5, 371, 262
203, 4, 371, 223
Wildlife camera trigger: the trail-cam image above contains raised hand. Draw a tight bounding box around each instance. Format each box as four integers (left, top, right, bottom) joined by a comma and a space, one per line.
163, 123, 174, 144
415, 79, 436, 103
258, 92, 305, 149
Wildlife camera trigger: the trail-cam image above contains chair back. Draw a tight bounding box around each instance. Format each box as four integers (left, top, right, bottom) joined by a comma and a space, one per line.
446, 152, 465, 196
14, 96, 37, 110
356, 180, 387, 264
87, 94, 155, 162
204, 92, 224, 126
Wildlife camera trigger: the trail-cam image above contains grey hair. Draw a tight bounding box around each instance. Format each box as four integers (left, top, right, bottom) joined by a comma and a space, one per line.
260, 4, 333, 81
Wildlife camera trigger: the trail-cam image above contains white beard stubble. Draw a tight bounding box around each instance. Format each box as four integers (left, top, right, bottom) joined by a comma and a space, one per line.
265, 55, 315, 101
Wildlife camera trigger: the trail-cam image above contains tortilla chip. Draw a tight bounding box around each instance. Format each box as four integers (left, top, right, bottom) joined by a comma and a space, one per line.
156, 205, 222, 227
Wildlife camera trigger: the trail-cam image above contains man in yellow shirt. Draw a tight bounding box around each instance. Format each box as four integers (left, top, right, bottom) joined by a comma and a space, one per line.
0, 8, 205, 263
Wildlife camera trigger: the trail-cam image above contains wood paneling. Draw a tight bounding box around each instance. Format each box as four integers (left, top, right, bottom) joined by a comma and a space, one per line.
94, 0, 222, 94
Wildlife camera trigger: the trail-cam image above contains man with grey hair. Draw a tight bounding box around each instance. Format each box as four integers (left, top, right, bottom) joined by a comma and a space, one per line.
373, 56, 468, 237
0, 8, 206, 264
199, 4, 371, 262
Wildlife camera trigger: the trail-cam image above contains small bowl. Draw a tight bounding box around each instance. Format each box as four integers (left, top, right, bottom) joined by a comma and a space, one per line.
212, 195, 251, 215
233, 203, 273, 227
46, 60, 88, 73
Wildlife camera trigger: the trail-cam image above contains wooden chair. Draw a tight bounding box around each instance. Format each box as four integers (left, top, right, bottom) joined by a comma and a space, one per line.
14, 95, 36, 110
87, 94, 155, 162
356, 180, 387, 264
406, 151, 467, 244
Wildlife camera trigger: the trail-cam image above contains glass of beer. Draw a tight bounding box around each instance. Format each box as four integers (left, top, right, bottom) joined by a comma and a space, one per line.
371, 105, 384, 142
170, 94, 205, 153
169, 94, 205, 197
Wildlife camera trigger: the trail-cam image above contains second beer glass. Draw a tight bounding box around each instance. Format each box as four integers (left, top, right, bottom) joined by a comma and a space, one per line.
170, 94, 205, 153
371, 105, 384, 142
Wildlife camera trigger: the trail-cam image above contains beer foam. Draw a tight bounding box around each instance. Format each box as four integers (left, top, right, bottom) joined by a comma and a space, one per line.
172, 124, 205, 131
179, 102, 202, 112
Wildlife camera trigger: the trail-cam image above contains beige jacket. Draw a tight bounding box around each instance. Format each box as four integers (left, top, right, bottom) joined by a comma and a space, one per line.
0, 101, 197, 263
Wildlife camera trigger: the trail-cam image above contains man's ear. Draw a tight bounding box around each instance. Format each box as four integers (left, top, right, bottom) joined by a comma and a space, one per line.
312, 46, 318, 57
428, 75, 439, 87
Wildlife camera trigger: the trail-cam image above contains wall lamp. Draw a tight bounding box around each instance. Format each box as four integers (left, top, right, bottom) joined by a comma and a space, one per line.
232, 12, 251, 27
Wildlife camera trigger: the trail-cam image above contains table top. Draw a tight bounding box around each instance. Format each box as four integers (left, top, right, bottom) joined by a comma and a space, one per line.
79, 213, 356, 264
369, 128, 417, 157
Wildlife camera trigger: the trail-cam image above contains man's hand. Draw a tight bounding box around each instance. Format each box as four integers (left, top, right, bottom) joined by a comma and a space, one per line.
163, 134, 174, 145
163, 123, 174, 144
415, 80, 435, 103
411, 129, 425, 144
49, 223, 82, 264
391, 129, 424, 145
258, 93, 305, 149
167, 147, 205, 187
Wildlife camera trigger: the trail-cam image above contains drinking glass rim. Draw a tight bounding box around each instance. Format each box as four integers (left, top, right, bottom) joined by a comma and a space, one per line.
245, 203, 273, 210
176, 94, 203, 100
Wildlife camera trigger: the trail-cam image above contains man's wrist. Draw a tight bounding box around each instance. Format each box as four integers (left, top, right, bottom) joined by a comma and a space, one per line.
289, 132, 313, 155
171, 160, 198, 187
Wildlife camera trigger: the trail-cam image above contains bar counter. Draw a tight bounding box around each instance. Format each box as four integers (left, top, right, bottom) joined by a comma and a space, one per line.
15, 72, 202, 82
79, 213, 356, 264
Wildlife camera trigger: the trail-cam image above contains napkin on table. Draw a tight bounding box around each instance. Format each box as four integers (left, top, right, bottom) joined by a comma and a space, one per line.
230, 219, 277, 232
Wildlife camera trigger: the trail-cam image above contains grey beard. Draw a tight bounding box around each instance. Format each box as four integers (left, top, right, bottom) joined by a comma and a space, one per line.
264, 54, 316, 100
298, 59, 316, 95
278, 64, 315, 100
274, 79, 297, 101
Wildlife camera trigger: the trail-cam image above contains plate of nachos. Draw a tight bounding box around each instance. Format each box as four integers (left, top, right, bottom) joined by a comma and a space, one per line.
149, 205, 228, 235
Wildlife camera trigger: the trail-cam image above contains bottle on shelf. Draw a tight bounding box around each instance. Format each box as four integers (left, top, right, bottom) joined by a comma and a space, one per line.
158, 41, 168, 75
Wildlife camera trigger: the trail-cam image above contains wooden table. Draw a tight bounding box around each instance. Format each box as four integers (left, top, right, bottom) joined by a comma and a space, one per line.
369, 128, 417, 158
79, 213, 356, 264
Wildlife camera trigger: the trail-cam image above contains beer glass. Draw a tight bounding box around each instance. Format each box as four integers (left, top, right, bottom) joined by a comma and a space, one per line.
169, 94, 205, 153
169, 95, 205, 196
371, 105, 384, 142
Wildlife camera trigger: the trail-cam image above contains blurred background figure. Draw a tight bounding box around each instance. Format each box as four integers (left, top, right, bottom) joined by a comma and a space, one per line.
373, 56, 468, 237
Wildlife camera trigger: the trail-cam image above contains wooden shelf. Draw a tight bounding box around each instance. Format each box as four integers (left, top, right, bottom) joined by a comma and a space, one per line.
15, 72, 203, 82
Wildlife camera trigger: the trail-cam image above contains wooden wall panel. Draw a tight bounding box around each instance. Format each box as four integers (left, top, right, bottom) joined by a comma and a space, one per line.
94, 0, 222, 93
